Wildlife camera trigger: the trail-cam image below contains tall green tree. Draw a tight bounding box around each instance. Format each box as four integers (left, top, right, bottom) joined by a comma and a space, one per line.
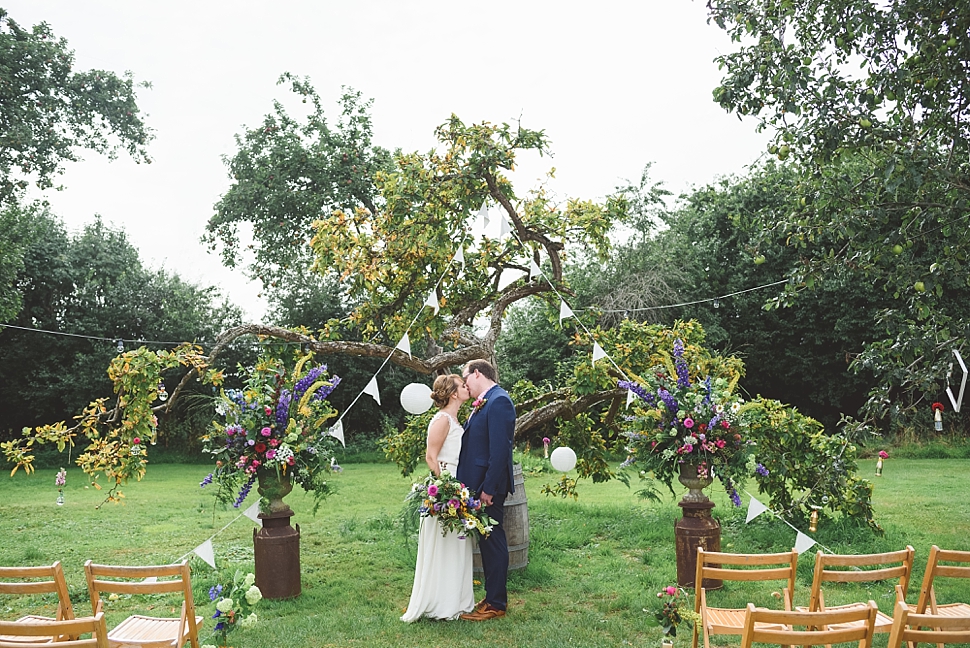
707, 0, 970, 430
0, 9, 152, 206
0, 213, 241, 441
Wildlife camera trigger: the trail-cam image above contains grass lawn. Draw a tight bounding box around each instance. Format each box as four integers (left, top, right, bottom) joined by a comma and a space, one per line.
2, 458, 969, 647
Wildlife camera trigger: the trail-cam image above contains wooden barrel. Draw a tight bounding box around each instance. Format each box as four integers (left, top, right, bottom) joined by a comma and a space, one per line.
473, 463, 529, 573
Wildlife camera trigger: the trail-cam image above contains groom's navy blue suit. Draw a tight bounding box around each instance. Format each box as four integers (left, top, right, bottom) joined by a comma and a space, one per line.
456, 384, 515, 611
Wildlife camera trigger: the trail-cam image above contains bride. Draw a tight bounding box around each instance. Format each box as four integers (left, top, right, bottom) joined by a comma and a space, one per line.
401, 374, 476, 622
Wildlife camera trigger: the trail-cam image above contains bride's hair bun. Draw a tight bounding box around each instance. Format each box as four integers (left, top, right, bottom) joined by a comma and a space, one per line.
430, 374, 460, 408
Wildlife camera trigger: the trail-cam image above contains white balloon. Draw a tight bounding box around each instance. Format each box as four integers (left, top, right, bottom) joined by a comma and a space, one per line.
550, 446, 577, 472
400, 383, 433, 415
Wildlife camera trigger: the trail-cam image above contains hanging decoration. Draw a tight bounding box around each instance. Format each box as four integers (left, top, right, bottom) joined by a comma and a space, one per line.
550, 446, 577, 472
743, 492, 834, 555
591, 342, 607, 366
400, 383, 433, 415
192, 539, 216, 569
875, 450, 888, 477
328, 420, 345, 447
395, 332, 411, 358
946, 349, 967, 412
559, 300, 574, 325
932, 401, 944, 432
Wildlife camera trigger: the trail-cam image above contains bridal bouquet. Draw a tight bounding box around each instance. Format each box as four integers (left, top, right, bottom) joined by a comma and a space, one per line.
405, 471, 496, 539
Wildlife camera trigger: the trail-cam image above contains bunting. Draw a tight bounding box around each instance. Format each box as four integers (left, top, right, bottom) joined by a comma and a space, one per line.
243, 501, 262, 526
745, 496, 768, 523
626, 388, 636, 409
193, 539, 216, 569
592, 342, 607, 365
794, 531, 817, 555
396, 332, 411, 358
363, 377, 381, 406
529, 258, 541, 280
559, 301, 574, 325
329, 419, 345, 447
425, 290, 440, 315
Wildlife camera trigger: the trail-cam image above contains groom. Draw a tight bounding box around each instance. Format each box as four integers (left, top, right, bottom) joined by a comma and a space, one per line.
457, 359, 515, 621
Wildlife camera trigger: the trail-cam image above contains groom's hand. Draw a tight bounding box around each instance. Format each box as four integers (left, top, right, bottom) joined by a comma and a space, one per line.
480, 491, 493, 507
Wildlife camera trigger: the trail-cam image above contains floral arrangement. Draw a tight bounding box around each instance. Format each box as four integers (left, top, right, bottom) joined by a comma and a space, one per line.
405, 471, 496, 539
618, 338, 753, 503
646, 585, 698, 637
202, 571, 262, 648
55, 467, 66, 505
471, 397, 487, 413
201, 353, 341, 512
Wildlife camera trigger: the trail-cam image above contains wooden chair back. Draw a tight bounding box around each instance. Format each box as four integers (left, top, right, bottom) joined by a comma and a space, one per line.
0, 613, 109, 648
0, 562, 75, 621
887, 599, 970, 648
741, 601, 879, 648
808, 546, 915, 613
693, 549, 799, 648
83, 560, 200, 648
914, 545, 970, 617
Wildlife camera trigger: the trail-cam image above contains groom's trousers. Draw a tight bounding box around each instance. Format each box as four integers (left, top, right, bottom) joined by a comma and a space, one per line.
480, 493, 508, 610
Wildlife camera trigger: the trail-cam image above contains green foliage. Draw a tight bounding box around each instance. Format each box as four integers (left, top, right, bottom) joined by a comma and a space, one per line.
744, 398, 879, 530
206, 76, 393, 290
378, 410, 433, 477
0, 214, 241, 440
0, 9, 152, 208
707, 0, 970, 433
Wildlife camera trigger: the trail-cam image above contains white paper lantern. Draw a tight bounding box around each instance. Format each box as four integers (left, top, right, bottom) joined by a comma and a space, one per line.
400, 383, 433, 415
550, 446, 577, 473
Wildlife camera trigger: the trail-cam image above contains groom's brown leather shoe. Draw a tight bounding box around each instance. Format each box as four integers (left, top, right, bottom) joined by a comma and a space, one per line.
460, 604, 506, 621
473, 598, 487, 612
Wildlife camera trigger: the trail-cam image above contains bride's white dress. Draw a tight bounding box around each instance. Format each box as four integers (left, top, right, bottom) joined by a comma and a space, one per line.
401, 411, 475, 622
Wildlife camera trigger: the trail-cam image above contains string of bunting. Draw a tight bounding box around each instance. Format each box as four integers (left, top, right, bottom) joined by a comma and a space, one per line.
743, 490, 834, 556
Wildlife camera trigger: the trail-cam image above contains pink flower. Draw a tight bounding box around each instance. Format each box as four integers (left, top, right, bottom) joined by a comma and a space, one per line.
878, 450, 889, 459
665, 586, 677, 596
264, 406, 272, 416
715, 439, 726, 448
683, 418, 694, 428
266, 450, 277, 459
269, 438, 279, 447
132, 437, 140, 445
427, 484, 438, 497
260, 427, 271, 437
287, 456, 295, 465
251, 460, 261, 468
720, 420, 730, 429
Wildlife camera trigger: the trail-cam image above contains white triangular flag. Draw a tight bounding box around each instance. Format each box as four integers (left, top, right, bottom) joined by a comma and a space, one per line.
529, 259, 541, 280
745, 496, 768, 523
243, 501, 262, 526
142, 576, 158, 584
425, 290, 440, 315
479, 202, 490, 228
454, 245, 465, 268
499, 212, 512, 237
794, 530, 817, 555
626, 388, 636, 409
396, 332, 411, 357
329, 419, 345, 447
592, 342, 607, 365
559, 300, 574, 325
363, 376, 381, 405
193, 539, 216, 569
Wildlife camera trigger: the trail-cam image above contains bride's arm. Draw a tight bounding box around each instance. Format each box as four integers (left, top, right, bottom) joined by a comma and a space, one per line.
425, 414, 449, 476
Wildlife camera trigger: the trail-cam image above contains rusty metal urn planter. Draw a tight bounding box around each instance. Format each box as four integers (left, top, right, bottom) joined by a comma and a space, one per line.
674, 462, 722, 589
253, 470, 301, 599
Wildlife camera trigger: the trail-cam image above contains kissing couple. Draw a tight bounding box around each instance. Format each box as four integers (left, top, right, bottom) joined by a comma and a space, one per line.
401, 359, 516, 623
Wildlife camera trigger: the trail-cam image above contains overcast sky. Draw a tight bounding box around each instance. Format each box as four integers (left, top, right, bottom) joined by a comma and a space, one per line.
7, 1, 769, 321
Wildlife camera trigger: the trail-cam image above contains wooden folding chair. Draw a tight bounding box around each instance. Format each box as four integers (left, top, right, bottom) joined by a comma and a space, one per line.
799, 546, 915, 635
0, 562, 76, 643
83, 561, 201, 648
914, 546, 970, 621
0, 613, 109, 648
887, 599, 970, 648
741, 601, 879, 648
692, 548, 799, 648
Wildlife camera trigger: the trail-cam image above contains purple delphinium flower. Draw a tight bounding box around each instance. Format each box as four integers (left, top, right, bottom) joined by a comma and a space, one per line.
619, 456, 635, 469
209, 584, 223, 601
233, 473, 257, 508
200, 473, 213, 488
293, 366, 326, 401
729, 489, 742, 507
755, 463, 770, 477
658, 388, 679, 415
275, 389, 292, 428
703, 376, 713, 405
314, 375, 341, 401
674, 339, 690, 388
618, 380, 655, 405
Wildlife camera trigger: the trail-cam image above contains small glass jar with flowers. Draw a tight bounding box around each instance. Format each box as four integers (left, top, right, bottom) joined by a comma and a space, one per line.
201, 353, 342, 514
618, 338, 753, 505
